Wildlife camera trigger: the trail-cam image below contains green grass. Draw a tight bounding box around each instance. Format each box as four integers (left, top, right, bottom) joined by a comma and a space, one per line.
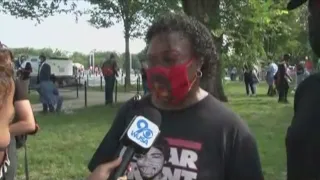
17, 82, 293, 180
27, 92, 75, 104
88, 84, 140, 93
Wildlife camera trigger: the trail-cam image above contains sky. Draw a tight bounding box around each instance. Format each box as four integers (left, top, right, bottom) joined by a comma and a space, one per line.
0, 2, 146, 54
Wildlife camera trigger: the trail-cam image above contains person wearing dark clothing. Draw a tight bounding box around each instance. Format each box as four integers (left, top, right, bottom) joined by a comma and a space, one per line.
243, 65, 258, 96
19, 62, 32, 90
286, 0, 320, 179
140, 62, 149, 95
36, 54, 54, 112
101, 54, 118, 105
286, 74, 320, 180
275, 63, 291, 103
141, 68, 148, 95
88, 13, 263, 180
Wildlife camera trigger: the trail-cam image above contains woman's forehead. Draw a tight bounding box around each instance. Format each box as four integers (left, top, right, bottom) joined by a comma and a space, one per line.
147, 32, 191, 56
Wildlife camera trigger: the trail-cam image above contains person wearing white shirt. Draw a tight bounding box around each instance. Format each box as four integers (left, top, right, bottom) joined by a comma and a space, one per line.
266, 62, 278, 96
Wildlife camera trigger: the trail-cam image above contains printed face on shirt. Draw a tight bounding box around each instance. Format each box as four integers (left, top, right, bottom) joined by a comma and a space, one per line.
136, 147, 165, 179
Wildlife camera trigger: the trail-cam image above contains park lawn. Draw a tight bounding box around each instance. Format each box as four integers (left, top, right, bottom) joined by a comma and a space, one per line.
17, 82, 294, 180
27, 91, 75, 104
88, 84, 140, 93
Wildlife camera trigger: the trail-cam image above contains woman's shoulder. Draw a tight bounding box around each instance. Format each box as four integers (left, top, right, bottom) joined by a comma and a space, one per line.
116, 94, 152, 115
201, 95, 251, 134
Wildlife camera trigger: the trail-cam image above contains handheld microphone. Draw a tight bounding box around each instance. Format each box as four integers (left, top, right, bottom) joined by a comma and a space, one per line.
108, 107, 162, 180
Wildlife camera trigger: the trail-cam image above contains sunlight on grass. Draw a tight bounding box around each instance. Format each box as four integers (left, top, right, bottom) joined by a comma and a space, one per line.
17, 82, 293, 180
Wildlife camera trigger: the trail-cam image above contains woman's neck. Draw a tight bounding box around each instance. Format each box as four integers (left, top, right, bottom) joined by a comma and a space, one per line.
152, 88, 208, 110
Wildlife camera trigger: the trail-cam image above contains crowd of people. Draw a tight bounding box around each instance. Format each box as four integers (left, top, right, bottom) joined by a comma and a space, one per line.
229, 54, 312, 103
0, 0, 320, 179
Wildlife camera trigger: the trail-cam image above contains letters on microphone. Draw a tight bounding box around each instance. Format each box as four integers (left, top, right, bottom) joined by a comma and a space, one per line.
126, 116, 160, 149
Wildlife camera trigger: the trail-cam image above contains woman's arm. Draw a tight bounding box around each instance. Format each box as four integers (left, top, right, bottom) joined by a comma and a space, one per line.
9, 80, 36, 136
253, 69, 260, 82
10, 100, 36, 136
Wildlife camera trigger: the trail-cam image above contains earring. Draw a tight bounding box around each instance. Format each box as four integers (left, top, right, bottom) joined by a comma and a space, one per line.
196, 70, 203, 78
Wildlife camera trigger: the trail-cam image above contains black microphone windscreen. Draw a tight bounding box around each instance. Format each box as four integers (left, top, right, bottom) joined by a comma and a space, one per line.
134, 107, 162, 127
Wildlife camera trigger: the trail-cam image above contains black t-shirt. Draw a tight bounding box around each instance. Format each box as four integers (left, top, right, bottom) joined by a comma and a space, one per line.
88, 95, 263, 180
3, 79, 29, 180
244, 70, 253, 83
14, 79, 28, 102
286, 73, 320, 179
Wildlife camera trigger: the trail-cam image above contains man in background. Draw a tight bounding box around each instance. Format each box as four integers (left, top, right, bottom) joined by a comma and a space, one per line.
37, 53, 54, 113
101, 54, 118, 106
140, 61, 149, 95
286, 0, 320, 179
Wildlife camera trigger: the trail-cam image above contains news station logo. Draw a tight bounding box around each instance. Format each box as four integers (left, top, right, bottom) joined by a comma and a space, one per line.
127, 116, 160, 149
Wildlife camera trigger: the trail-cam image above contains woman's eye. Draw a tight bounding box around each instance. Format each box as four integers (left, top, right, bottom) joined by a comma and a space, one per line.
135, 154, 144, 159
151, 153, 162, 158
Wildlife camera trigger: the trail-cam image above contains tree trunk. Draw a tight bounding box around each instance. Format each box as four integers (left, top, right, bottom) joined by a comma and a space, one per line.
124, 30, 131, 89
182, 0, 228, 102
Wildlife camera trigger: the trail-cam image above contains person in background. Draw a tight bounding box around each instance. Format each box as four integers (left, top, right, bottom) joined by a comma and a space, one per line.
38, 74, 63, 113
230, 67, 237, 81
275, 63, 292, 103
0, 48, 37, 180
101, 54, 118, 106
89, 13, 263, 180
286, 0, 320, 179
19, 61, 32, 90
304, 56, 313, 73
18, 55, 27, 69
49, 75, 63, 112
283, 53, 291, 67
140, 61, 149, 95
266, 61, 278, 96
243, 64, 258, 96
295, 61, 309, 89
37, 53, 53, 113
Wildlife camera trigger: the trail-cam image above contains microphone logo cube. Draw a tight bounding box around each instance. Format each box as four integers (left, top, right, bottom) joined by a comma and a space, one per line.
127, 116, 160, 149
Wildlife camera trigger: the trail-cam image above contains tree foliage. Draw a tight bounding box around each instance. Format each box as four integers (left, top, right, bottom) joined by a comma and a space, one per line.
0, 0, 314, 92
0, 0, 81, 23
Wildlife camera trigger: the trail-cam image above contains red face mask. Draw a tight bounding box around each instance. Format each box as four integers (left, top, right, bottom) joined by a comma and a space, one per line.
146, 60, 197, 104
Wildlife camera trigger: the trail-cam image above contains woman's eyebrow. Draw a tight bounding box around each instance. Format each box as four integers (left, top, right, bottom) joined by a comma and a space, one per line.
147, 49, 181, 57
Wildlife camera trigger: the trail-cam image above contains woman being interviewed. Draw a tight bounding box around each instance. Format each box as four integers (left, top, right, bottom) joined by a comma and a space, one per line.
88, 13, 263, 180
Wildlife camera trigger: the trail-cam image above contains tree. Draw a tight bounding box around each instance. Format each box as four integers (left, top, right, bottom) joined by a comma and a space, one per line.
0, 0, 80, 23
87, 0, 180, 89
1, 0, 180, 90
181, 0, 228, 101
